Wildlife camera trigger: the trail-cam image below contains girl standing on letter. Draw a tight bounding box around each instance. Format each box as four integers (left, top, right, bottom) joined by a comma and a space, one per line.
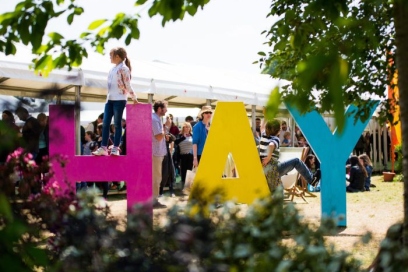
93, 47, 138, 156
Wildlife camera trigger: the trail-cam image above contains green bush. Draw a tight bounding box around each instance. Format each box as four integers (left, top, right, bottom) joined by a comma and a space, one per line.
1, 181, 365, 271
394, 144, 403, 173
1, 147, 407, 271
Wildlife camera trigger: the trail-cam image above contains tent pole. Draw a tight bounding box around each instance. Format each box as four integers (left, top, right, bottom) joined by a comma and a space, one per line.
75, 85, 81, 155
290, 117, 295, 147
148, 94, 153, 104
251, 105, 256, 134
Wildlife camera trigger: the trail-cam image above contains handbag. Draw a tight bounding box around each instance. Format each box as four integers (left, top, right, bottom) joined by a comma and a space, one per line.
185, 167, 197, 190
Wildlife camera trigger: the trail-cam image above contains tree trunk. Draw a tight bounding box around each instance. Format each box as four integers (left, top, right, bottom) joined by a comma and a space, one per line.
394, 0, 408, 247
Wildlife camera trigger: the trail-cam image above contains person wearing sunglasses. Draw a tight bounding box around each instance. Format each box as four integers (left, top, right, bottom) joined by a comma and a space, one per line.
192, 105, 213, 167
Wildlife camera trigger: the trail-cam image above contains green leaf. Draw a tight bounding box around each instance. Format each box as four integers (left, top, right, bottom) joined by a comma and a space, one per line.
80, 32, 91, 39
31, 13, 48, 50
258, 51, 266, 56
34, 44, 48, 54
96, 43, 104, 54
0, 12, 15, 23
19, 19, 31, 45
88, 19, 107, 30
24, 246, 49, 266
74, 7, 84, 15
5, 41, 16, 55
130, 28, 140, 39
0, 194, 13, 221
135, 0, 149, 6
53, 54, 67, 68
112, 25, 125, 39
48, 32, 64, 43
67, 13, 74, 24
35, 55, 52, 71
265, 87, 281, 120
186, 5, 198, 16
125, 34, 131, 45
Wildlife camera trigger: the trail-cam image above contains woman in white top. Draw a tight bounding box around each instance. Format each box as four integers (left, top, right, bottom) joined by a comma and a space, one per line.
93, 47, 138, 156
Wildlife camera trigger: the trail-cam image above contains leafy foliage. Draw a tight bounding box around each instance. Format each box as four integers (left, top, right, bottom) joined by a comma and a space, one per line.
394, 144, 403, 172
0, 149, 366, 271
369, 223, 408, 272
0, 0, 209, 75
257, 0, 395, 131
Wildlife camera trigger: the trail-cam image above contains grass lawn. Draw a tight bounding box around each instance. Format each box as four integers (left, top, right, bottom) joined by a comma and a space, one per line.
294, 175, 404, 269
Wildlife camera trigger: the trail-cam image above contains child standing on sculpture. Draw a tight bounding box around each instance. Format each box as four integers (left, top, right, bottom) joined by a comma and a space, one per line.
93, 47, 138, 156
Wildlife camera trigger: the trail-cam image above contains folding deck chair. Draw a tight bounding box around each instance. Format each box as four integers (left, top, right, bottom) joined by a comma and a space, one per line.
280, 147, 308, 203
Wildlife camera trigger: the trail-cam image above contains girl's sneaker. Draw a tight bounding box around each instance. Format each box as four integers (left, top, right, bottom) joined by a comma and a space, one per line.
92, 147, 108, 156
110, 147, 120, 156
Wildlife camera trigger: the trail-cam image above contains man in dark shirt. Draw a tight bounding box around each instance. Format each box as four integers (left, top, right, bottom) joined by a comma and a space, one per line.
15, 107, 42, 159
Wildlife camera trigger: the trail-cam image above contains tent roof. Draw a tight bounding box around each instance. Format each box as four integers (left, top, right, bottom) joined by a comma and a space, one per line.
0, 53, 285, 113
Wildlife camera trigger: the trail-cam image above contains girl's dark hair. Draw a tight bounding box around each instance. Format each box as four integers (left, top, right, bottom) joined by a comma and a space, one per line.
359, 154, 373, 167
111, 47, 132, 78
349, 155, 368, 177
305, 154, 315, 169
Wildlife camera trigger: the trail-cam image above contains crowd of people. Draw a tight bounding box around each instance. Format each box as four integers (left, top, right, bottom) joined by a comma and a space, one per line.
0, 107, 49, 194
1, 101, 377, 203
1, 46, 379, 204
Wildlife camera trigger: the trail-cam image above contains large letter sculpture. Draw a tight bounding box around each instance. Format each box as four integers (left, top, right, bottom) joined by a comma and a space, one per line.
49, 104, 152, 212
286, 102, 378, 226
191, 102, 270, 203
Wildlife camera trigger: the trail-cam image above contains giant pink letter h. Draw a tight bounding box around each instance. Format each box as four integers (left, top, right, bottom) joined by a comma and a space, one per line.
49, 104, 152, 212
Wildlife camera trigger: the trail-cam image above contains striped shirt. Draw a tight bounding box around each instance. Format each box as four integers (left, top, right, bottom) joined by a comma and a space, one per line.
179, 135, 193, 154
259, 133, 280, 161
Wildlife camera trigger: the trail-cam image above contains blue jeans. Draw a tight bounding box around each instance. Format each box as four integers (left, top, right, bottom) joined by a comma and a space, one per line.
278, 158, 313, 184
102, 100, 126, 147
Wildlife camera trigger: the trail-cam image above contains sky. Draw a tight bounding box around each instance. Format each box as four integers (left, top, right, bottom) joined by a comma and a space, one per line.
1, 0, 274, 75
1, 0, 275, 122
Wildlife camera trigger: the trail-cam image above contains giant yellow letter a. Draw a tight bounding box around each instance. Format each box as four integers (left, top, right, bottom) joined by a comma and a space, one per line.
191, 102, 269, 203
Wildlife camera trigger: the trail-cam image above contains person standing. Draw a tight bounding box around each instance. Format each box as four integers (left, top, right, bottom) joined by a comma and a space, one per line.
364, 131, 372, 158
185, 115, 196, 127
2, 110, 20, 132
174, 122, 194, 190
279, 120, 290, 143
93, 47, 138, 156
15, 107, 41, 159
36, 113, 49, 166
192, 105, 213, 167
0, 110, 20, 165
152, 100, 169, 208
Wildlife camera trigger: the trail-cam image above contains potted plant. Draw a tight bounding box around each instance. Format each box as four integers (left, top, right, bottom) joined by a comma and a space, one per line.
383, 171, 396, 182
